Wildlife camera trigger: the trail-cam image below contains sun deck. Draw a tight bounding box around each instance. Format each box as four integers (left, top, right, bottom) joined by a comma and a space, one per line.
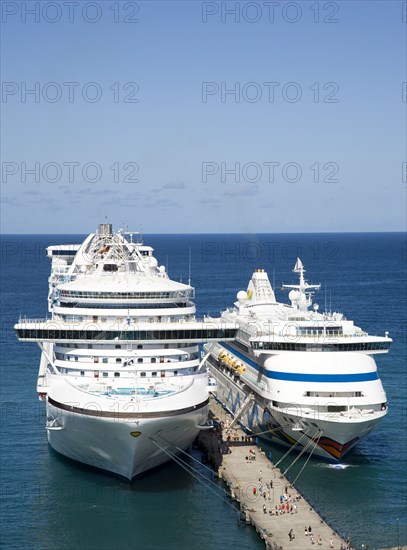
79, 382, 182, 399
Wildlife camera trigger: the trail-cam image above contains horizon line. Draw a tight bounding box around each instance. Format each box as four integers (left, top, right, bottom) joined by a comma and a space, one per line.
0, 230, 405, 236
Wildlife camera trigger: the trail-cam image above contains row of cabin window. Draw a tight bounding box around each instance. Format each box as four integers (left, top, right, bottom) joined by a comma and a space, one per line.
56, 355, 192, 363
57, 354, 157, 363
73, 371, 179, 377
18, 328, 235, 340
59, 291, 189, 299
57, 343, 188, 350
304, 391, 363, 397
58, 301, 191, 309
253, 342, 390, 351
60, 315, 187, 323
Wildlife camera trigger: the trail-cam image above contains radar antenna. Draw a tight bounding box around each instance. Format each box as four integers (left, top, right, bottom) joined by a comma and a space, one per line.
188, 246, 192, 286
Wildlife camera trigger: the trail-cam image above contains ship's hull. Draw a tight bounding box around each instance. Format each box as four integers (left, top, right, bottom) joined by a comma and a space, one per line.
46, 397, 208, 479
210, 364, 384, 461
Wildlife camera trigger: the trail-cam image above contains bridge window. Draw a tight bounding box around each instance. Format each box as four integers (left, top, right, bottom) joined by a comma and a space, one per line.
103, 264, 118, 272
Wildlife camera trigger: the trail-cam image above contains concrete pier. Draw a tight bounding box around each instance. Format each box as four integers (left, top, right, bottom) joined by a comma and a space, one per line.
197, 396, 348, 550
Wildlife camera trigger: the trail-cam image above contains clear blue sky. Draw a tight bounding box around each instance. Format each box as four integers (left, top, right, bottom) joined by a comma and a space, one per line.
1, 0, 406, 233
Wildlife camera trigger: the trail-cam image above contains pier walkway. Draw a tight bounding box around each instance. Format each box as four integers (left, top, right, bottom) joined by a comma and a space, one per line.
198, 396, 348, 550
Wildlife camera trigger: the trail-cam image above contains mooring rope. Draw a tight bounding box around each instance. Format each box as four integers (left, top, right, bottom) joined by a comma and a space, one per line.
292, 431, 324, 485
274, 429, 311, 468
282, 431, 321, 476
149, 437, 239, 513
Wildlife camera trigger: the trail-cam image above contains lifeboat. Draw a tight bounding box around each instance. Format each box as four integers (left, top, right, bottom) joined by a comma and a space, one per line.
236, 364, 246, 376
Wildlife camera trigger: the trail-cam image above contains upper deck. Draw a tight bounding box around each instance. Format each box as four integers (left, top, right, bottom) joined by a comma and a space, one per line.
211, 260, 392, 355
15, 318, 238, 344
46, 224, 195, 313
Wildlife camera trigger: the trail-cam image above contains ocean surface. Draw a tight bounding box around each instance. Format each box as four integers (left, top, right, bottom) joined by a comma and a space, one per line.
1, 232, 406, 550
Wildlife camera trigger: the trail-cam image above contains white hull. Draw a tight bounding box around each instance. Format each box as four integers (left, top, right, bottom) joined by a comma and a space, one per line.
46, 399, 208, 479
210, 365, 385, 461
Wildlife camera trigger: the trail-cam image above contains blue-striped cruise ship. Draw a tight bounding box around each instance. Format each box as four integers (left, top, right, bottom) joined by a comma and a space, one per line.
204, 260, 391, 460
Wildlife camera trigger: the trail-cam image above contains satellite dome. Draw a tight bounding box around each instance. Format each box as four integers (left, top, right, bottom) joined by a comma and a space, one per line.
289, 290, 300, 302
159, 265, 166, 273
237, 290, 247, 302
150, 257, 158, 268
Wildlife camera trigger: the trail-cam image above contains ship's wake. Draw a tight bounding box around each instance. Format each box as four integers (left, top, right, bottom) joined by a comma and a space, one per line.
316, 463, 357, 470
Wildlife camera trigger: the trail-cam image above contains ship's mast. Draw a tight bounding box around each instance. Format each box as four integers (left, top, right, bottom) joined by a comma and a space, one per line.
282, 258, 320, 311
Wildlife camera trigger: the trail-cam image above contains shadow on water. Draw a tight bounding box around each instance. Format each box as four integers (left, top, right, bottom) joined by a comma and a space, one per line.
48, 444, 199, 492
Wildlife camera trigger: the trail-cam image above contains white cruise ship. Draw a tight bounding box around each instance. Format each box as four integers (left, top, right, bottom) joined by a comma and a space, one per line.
204, 259, 391, 461
15, 224, 236, 479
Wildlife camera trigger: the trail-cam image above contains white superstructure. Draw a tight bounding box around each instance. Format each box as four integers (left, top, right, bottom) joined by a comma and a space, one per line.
204, 260, 391, 460
15, 224, 237, 478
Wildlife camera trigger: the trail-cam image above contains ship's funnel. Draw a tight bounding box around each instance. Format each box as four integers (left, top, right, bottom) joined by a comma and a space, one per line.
97, 223, 113, 235
246, 269, 276, 303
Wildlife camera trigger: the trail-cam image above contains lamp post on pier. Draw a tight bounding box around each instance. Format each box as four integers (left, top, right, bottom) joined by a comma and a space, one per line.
397, 517, 400, 550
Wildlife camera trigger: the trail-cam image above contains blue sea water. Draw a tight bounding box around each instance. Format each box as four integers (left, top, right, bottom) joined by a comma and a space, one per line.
1, 233, 406, 549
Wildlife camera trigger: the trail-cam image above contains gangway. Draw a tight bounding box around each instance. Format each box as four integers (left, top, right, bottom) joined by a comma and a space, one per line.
227, 393, 255, 430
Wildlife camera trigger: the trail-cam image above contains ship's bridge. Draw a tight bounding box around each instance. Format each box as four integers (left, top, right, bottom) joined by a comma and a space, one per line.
47, 244, 81, 259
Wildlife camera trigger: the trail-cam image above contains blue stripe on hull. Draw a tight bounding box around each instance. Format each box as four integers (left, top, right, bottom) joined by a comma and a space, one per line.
267, 371, 378, 382
221, 343, 379, 383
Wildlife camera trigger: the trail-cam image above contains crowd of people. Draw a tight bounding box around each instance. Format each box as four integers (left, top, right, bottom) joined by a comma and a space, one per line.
252, 479, 302, 517
303, 526, 325, 545
246, 448, 257, 461
284, 526, 354, 548
213, 411, 354, 549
